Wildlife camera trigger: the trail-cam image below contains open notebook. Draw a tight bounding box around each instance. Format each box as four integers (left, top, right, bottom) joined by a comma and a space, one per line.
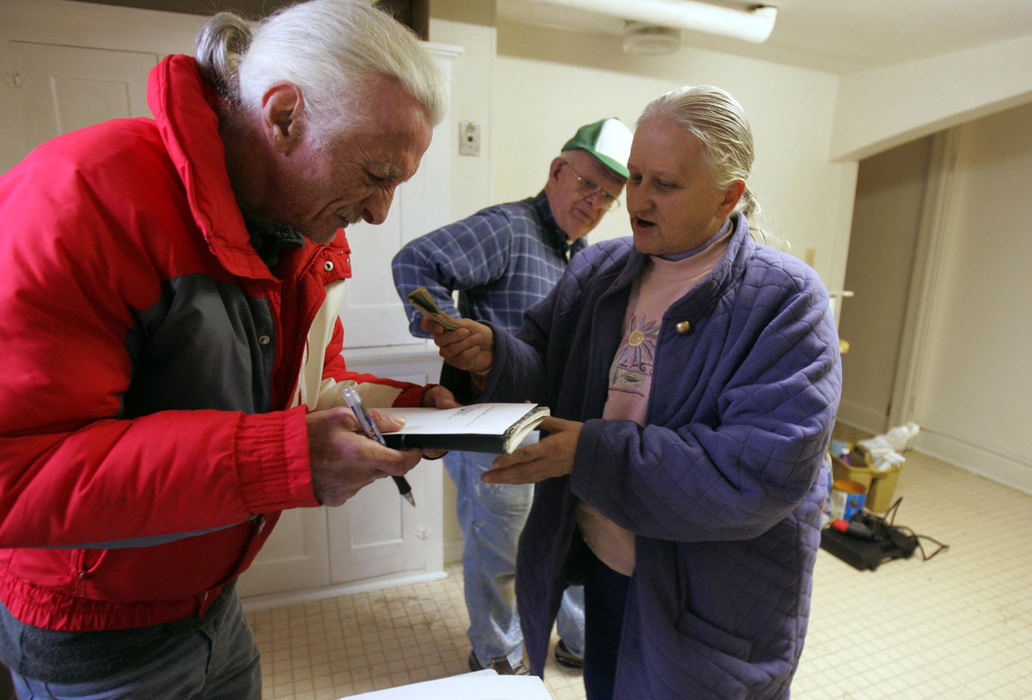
379, 403, 549, 454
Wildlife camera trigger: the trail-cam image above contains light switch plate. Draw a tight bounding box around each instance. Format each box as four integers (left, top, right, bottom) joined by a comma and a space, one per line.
458, 120, 481, 156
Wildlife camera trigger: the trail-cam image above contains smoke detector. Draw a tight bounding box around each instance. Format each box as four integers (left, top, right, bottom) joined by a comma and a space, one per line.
623, 21, 682, 55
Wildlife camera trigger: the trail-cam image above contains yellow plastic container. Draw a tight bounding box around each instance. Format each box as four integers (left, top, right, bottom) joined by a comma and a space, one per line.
865, 464, 902, 512
830, 451, 872, 490
830, 445, 902, 512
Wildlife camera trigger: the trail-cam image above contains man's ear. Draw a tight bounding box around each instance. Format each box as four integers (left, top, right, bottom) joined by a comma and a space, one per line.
544, 157, 566, 197
262, 83, 306, 153
715, 179, 746, 219
547, 156, 566, 183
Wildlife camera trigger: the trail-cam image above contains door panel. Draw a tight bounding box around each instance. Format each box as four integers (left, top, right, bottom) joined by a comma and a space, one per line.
327, 369, 441, 584
236, 509, 331, 597
12, 41, 155, 163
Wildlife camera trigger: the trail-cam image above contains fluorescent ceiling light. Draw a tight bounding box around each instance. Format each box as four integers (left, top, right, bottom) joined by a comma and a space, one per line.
523, 0, 778, 44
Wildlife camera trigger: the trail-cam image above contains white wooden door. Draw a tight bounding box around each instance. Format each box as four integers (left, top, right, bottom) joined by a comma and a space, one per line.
336, 46, 460, 348
327, 460, 436, 583
12, 41, 155, 157
326, 355, 444, 585
0, 0, 202, 171
235, 509, 332, 598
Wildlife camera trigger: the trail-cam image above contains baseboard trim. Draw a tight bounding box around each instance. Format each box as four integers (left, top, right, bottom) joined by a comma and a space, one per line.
836, 400, 887, 437
444, 540, 463, 565
240, 569, 449, 612
915, 427, 1032, 496
835, 416, 1032, 497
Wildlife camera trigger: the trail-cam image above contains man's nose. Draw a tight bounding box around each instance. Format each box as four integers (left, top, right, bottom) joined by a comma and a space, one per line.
583, 189, 613, 211
361, 189, 395, 225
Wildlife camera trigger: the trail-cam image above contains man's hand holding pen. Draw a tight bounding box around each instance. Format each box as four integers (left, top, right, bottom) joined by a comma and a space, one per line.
306, 406, 419, 507
307, 385, 459, 507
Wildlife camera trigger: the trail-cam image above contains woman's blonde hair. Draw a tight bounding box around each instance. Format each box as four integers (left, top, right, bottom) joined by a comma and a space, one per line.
639, 85, 782, 246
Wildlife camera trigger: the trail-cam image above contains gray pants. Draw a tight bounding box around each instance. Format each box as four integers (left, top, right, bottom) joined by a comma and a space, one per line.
9, 591, 260, 700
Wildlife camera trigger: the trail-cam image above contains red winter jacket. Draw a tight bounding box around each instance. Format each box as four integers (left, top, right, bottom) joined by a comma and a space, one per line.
0, 55, 424, 631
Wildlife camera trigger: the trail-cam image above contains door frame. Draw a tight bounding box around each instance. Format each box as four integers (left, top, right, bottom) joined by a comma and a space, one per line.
887, 128, 959, 429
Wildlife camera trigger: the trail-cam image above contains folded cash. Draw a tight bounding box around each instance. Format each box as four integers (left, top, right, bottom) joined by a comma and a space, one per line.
407, 286, 461, 330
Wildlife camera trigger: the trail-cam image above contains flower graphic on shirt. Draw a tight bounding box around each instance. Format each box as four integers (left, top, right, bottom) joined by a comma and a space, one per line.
617, 314, 660, 372
609, 314, 660, 395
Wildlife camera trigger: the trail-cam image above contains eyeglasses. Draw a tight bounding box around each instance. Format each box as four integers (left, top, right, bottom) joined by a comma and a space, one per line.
561, 160, 621, 212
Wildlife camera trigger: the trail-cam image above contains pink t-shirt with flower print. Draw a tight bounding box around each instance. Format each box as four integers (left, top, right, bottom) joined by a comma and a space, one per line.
577, 224, 732, 576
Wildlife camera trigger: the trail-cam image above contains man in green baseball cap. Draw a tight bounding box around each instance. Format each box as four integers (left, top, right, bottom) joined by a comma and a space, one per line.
391, 117, 632, 675
562, 117, 633, 178
552, 117, 633, 240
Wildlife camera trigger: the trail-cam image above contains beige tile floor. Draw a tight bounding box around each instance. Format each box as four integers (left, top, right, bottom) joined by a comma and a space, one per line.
251, 443, 1032, 699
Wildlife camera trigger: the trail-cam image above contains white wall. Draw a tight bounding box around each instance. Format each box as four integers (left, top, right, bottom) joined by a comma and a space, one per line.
912, 102, 1032, 493
832, 34, 1032, 161
490, 20, 854, 291
428, 2, 496, 225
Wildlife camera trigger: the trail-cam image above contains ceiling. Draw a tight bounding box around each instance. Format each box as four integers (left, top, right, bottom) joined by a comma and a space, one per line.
497, 0, 1032, 74
71, 0, 1032, 76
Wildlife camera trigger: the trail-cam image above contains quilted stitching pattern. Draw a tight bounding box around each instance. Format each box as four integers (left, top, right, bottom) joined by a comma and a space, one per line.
477, 217, 841, 698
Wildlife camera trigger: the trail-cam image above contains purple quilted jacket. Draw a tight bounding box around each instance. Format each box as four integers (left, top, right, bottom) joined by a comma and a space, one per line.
447, 215, 841, 698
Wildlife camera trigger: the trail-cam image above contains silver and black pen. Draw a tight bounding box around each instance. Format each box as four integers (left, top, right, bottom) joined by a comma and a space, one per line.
340, 385, 416, 507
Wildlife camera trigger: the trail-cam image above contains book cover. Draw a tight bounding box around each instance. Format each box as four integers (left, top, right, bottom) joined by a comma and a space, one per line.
378, 403, 549, 454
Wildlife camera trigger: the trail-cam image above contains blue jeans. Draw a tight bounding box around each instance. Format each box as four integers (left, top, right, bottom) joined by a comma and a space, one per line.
9, 588, 260, 699
445, 447, 585, 667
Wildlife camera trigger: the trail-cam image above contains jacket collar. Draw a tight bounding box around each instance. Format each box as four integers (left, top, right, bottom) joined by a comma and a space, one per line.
533, 190, 586, 260
148, 55, 350, 282
610, 214, 754, 315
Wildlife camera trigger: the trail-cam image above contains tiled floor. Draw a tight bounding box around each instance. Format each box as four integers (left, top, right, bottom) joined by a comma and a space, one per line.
250, 441, 1032, 699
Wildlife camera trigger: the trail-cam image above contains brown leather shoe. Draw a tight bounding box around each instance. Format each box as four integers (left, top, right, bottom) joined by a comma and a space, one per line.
468, 650, 529, 675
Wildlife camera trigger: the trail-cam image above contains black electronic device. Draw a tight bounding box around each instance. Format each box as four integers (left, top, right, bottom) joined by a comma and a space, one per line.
820, 499, 946, 571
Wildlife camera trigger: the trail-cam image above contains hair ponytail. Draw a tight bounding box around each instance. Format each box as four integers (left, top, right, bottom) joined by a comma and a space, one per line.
194, 12, 253, 102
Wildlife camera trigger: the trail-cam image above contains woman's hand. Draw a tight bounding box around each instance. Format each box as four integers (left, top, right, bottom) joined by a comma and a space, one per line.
481, 417, 582, 484
421, 317, 494, 374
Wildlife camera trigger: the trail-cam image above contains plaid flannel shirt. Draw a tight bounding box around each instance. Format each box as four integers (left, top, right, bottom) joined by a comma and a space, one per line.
391, 191, 585, 336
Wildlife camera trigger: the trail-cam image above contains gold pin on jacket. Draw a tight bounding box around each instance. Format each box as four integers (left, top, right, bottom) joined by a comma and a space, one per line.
675, 321, 692, 334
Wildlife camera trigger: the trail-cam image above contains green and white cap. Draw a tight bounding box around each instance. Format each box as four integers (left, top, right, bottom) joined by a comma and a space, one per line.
562, 118, 633, 179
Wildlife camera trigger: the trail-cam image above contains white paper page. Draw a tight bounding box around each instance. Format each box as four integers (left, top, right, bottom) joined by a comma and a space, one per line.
341, 669, 552, 699
379, 403, 545, 436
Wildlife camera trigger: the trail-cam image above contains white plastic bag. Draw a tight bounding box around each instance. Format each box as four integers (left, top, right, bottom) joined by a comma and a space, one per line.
858, 422, 919, 472
883, 422, 920, 451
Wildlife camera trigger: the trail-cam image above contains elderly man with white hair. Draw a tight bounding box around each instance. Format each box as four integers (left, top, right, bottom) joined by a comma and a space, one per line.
0, 1, 457, 696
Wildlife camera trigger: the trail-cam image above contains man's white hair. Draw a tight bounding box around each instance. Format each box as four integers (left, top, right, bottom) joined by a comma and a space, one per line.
195, 0, 444, 148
